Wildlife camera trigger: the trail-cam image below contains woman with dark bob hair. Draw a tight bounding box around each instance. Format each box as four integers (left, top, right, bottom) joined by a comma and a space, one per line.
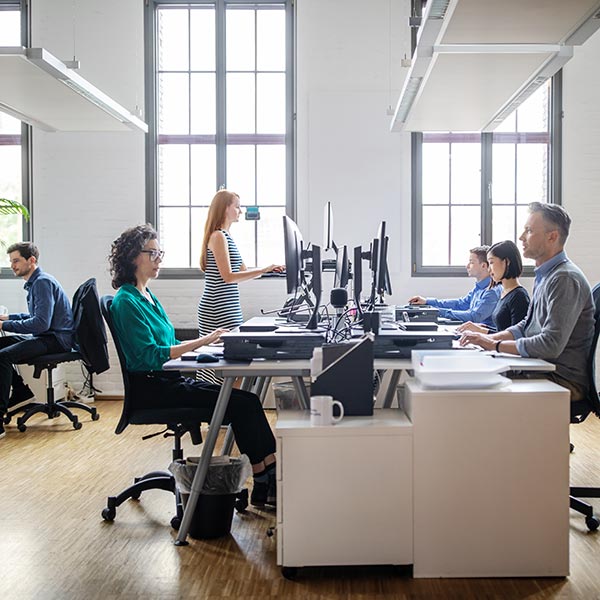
108, 224, 277, 508
458, 240, 530, 335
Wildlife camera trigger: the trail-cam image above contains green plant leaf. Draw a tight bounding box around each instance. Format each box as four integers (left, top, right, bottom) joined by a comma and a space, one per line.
0, 198, 29, 219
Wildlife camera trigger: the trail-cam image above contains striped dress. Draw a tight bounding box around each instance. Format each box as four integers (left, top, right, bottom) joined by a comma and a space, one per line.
197, 229, 244, 383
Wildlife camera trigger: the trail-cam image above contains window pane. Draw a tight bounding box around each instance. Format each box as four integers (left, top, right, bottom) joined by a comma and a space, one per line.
0, 11, 21, 45
159, 73, 189, 134
517, 83, 549, 133
257, 73, 285, 134
450, 206, 481, 265
494, 110, 516, 133
0, 113, 20, 135
257, 207, 285, 266
190, 7, 215, 71
422, 143, 449, 205
229, 220, 254, 268
492, 205, 516, 243
226, 9, 255, 71
0, 145, 23, 268
160, 208, 190, 268
492, 143, 515, 204
516, 144, 547, 204
257, 145, 285, 206
227, 145, 255, 204
158, 145, 189, 207
191, 145, 217, 205
450, 143, 480, 205
257, 9, 285, 71
422, 206, 449, 265
158, 9, 189, 71
227, 73, 255, 133
191, 73, 216, 134
191, 207, 210, 270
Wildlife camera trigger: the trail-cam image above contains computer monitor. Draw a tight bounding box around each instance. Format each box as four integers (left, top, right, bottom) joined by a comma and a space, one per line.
323, 201, 334, 252
283, 215, 303, 295
282, 215, 323, 329
334, 245, 350, 288
374, 221, 392, 299
353, 245, 364, 317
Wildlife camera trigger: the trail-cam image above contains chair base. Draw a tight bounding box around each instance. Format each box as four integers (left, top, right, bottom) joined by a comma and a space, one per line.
570, 486, 600, 531
12, 399, 99, 432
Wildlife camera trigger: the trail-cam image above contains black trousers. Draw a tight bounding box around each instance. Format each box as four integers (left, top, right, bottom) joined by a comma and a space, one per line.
130, 372, 276, 465
0, 334, 63, 415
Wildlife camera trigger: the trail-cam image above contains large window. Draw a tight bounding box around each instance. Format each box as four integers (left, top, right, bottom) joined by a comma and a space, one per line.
0, 0, 29, 271
413, 78, 559, 275
146, 0, 293, 273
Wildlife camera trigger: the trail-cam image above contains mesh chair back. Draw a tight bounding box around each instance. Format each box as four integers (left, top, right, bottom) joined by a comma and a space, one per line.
585, 283, 600, 417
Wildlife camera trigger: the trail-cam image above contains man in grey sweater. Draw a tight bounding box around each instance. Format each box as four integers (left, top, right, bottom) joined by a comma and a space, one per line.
460, 202, 594, 409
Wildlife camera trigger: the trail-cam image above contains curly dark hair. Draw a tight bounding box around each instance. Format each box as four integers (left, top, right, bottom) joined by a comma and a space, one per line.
109, 224, 158, 289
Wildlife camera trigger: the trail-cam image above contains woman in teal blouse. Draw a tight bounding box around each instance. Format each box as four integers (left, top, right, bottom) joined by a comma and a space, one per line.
108, 224, 276, 508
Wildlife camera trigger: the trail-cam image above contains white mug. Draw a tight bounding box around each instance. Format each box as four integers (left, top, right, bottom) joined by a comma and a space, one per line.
0, 305, 8, 317
310, 395, 344, 426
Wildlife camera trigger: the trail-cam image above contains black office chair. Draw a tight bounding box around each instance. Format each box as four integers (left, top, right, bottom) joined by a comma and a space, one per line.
569, 282, 600, 531
5, 278, 107, 432
99, 295, 248, 528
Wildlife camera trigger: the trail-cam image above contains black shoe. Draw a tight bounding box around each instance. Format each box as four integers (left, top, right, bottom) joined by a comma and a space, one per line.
8, 387, 35, 413
0, 422, 5, 440
251, 480, 268, 507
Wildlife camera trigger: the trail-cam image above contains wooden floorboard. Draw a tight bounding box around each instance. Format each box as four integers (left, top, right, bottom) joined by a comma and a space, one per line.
1, 400, 600, 599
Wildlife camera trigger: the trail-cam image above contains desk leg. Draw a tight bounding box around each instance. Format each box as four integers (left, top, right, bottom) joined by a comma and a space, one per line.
381, 370, 402, 409
291, 376, 309, 409
175, 376, 235, 546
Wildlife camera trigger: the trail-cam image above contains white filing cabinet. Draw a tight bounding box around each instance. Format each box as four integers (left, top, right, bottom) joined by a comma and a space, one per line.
404, 379, 570, 578
276, 409, 413, 572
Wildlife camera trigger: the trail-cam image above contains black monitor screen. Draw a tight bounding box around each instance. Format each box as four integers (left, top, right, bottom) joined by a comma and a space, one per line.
323, 202, 334, 251
334, 245, 349, 288
283, 215, 303, 295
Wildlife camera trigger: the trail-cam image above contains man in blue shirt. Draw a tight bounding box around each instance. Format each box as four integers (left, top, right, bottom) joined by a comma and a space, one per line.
0, 242, 74, 438
408, 246, 501, 328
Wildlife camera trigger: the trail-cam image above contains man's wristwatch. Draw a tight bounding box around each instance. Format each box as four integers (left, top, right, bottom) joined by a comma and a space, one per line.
495, 341, 502, 353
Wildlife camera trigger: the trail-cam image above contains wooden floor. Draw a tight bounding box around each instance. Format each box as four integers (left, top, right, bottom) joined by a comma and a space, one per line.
1, 400, 600, 599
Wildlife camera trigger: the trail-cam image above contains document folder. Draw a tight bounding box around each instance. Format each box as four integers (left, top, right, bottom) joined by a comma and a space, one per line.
311, 335, 374, 416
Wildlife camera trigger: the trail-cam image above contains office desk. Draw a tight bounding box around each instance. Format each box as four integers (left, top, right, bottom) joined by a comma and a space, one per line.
163, 353, 556, 556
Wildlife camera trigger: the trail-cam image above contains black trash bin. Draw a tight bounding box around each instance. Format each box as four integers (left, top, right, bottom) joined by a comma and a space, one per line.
170, 455, 251, 540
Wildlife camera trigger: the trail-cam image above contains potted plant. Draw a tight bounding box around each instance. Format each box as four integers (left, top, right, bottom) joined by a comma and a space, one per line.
0, 197, 29, 248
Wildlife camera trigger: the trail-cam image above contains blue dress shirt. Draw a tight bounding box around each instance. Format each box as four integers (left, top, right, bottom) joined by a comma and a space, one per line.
2, 267, 74, 350
426, 276, 501, 328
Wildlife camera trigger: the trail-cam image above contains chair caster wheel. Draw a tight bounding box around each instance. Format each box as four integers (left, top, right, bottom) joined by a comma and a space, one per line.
3, 415, 10, 425
586, 516, 600, 531
17, 423, 26, 432
92, 411, 100, 421
266, 526, 275, 537
235, 488, 248, 512
281, 567, 298, 580
73, 420, 82, 430
170, 516, 181, 530
102, 507, 116, 521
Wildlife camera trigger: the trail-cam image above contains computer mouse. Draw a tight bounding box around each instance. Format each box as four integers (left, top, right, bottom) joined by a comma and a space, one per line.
195, 353, 219, 363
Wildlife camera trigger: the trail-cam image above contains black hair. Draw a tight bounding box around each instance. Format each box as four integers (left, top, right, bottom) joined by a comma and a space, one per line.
6, 242, 39, 261
488, 240, 523, 280
109, 224, 158, 289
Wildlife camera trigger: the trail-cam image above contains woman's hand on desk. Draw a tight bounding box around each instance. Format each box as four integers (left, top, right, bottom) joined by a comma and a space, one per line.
456, 321, 489, 334
200, 328, 229, 346
262, 264, 285, 274
458, 331, 495, 351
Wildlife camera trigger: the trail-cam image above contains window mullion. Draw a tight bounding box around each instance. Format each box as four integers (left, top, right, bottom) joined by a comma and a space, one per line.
216, 0, 226, 188
481, 132, 493, 245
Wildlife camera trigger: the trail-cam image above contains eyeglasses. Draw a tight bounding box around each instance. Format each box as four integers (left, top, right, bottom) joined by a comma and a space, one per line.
140, 249, 165, 262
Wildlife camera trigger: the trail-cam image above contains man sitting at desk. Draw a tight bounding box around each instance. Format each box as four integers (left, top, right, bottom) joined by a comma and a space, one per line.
460, 203, 594, 410
408, 246, 501, 328
0, 242, 74, 437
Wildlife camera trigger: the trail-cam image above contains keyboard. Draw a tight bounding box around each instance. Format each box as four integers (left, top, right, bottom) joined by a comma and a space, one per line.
261, 271, 287, 278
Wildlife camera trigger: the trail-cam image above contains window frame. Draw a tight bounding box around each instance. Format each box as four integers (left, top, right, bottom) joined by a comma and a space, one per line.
144, 0, 295, 278
411, 72, 562, 277
0, 0, 32, 278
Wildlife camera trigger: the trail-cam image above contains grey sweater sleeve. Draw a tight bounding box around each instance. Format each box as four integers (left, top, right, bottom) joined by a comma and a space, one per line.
520, 273, 586, 360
